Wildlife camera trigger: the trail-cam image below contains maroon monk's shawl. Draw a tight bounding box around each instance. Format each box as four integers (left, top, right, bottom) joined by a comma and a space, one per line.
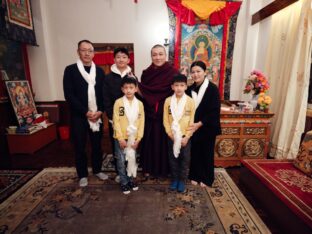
139, 62, 178, 107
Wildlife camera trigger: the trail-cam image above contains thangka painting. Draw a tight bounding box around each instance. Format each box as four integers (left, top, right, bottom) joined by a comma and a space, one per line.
166, 0, 242, 100
6, 0, 33, 30
180, 24, 223, 86
5, 80, 37, 126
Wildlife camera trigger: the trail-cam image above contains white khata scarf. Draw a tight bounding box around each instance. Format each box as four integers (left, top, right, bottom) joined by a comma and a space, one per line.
191, 78, 209, 110
77, 59, 102, 132
111, 64, 132, 78
170, 93, 187, 158
123, 96, 139, 177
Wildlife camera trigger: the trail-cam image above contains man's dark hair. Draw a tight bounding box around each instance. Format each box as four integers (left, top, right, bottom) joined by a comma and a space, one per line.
77, 39, 93, 49
121, 76, 138, 87
172, 74, 187, 84
114, 47, 129, 57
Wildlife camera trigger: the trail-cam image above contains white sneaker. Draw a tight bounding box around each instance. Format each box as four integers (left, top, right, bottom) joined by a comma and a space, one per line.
79, 177, 88, 187
96, 172, 108, 180
115, 175, 120, 183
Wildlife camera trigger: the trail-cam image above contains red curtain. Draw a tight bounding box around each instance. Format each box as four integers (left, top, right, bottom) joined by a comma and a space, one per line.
166, 0, 196, 68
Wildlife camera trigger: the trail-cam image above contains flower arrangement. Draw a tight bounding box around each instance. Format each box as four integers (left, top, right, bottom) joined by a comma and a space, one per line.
257, 92, 272, 111
243, 70, 270, 95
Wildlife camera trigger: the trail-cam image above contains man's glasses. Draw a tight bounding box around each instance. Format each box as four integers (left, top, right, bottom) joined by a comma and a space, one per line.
79, 49, 94, 54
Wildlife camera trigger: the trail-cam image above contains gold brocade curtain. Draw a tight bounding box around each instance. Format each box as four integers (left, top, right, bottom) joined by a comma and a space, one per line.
265, 0, 312, 159
181, 0, 226, 20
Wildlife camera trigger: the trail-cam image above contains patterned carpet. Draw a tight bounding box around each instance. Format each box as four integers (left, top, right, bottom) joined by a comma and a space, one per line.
0, 168, 269, 234
0, 170, 39, 203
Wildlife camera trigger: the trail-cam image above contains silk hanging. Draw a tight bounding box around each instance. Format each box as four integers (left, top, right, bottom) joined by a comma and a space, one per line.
182, 0, 226, 20
166, 0, 241, 99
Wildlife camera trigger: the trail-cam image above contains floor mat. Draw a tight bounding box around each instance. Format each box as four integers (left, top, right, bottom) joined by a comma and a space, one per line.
0, 168, 269, 233
0, 170, 39, 203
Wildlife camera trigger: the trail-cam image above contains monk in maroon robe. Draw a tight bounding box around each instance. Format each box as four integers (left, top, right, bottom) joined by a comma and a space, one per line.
138, 45, 178, 177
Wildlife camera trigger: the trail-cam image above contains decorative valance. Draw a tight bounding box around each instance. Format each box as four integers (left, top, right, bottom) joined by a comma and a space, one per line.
182, 0, 226, 20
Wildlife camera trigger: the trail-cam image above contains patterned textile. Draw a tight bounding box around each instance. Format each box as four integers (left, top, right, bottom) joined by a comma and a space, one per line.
294, 131, 312, 177
180, 23, 223, 88
168, 8, 176, 65
224, 10, 239, 100
242, 159, 312, 229
0, 36, 26, 81
0, 168, 269, 233
0, 170, 38, 203
0, 0, 36, 45
166, 1, 241, 100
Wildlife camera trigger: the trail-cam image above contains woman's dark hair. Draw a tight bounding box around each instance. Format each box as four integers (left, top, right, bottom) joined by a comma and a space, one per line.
190, 61, 206, 71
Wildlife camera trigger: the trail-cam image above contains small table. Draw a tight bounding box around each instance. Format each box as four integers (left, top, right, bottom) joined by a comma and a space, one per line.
215, 111, 274, 167
7, 123, 57, 154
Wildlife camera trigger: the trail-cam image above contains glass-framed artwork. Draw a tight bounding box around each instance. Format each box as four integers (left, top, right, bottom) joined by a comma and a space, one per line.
5, 80, 37, 126
6, 0, 33, 30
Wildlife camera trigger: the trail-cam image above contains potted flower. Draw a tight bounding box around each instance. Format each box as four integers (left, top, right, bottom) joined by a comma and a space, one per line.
257, 92, 272, 112
243, 70, 270, 110
243, 70, 270, 95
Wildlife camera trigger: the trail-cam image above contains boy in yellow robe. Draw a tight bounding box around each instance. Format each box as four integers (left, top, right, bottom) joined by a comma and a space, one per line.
163, 74, 195, 193
113, 77, 144, 194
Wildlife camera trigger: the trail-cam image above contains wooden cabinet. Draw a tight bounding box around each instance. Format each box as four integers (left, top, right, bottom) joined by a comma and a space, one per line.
215, 111, 274, 167
7, 123, 57, 154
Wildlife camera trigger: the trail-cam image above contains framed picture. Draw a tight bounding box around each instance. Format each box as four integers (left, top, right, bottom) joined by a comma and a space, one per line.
5, 80, 37, 126
6, 0, 33, 30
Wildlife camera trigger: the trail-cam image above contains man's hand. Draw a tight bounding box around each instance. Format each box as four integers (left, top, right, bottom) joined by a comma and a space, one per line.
187, 122, 203, 133
181, 136, 189, 147
118, 139, 127, 149
86, 111, 94, 119
131, 140, 140, 150
86, 111, 102, 122
168, 134, 174, 141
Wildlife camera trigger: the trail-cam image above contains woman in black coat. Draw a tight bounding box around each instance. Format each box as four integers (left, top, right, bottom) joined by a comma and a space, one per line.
186, 61, 221, 187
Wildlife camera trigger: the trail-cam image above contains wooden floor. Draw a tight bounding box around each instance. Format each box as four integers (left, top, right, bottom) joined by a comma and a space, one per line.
0, 139, 282, 233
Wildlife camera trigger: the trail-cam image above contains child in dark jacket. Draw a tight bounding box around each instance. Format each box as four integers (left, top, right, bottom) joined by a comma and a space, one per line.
103, 47, 134, 182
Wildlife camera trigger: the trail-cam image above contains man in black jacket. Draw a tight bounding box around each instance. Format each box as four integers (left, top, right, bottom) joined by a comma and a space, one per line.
63, 39, 108, 187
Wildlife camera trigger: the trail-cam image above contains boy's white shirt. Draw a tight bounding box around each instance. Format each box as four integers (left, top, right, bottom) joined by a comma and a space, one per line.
111, 64, 132, 78
191, 78, 209, 109
170, 93, 187, 158
122, 95, 139, 177
76, 59, 102, 132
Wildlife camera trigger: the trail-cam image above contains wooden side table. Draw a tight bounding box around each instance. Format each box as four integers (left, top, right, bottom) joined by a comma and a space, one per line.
7, 123, 57, 154
215, 111, 274, 167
